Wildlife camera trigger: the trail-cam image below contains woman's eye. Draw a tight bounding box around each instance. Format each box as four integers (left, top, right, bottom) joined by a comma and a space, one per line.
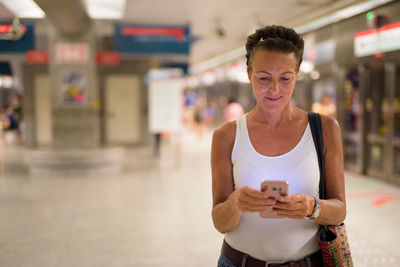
280, 77, 292, 83
259, 77, 270, 82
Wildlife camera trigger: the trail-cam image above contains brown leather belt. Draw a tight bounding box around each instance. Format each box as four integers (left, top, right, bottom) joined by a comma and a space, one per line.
221, 240, 323, 267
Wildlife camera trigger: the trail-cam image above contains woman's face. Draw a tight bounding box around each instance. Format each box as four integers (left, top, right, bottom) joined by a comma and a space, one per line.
248, 49, 297, 112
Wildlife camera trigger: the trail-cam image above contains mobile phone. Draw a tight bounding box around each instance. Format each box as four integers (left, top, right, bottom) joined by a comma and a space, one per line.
259, 180, 289, 218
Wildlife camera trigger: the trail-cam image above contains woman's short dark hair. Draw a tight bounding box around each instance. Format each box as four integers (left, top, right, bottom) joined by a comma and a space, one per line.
245, 25, 304, 72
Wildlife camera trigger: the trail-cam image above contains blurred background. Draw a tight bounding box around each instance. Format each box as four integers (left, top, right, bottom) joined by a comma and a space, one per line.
0, 0, 400, 266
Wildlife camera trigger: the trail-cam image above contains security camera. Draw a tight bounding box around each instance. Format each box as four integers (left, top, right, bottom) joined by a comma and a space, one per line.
8, 18, 25, 41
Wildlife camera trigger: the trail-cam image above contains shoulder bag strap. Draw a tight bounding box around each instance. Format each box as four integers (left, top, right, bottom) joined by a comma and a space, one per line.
307, 112, 325, 200
308, 112, 337, 242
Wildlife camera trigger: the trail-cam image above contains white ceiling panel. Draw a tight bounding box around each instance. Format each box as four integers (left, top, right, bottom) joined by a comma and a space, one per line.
0, 0, 45, 18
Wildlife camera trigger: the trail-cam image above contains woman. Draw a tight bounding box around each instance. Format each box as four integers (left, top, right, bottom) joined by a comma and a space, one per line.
211, 25, 346, 267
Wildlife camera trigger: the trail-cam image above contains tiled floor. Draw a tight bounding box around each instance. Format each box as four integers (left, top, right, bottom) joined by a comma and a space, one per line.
345, 172, 400, 266
0, 128, 399, 266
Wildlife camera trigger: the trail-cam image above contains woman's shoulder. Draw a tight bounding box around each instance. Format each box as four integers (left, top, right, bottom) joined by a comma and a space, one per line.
213, 120, 237, 139
212, 119, 238, 149
319, 114, 341, 148
320, 114, 340, 132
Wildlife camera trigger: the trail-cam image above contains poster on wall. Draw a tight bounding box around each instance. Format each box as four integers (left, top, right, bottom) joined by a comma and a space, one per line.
60, 71, 86, 104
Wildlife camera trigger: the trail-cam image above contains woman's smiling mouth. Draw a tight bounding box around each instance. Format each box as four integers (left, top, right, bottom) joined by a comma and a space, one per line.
265, 96, 283, 102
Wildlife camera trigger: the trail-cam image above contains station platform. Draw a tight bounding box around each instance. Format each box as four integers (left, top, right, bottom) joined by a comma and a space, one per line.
0, 128, 399, 267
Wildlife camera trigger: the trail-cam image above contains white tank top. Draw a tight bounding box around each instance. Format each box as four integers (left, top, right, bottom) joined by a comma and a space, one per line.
225, 114, 320, 261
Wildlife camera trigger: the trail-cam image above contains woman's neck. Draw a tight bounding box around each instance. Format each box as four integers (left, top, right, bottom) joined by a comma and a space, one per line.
249, 104, 299, 127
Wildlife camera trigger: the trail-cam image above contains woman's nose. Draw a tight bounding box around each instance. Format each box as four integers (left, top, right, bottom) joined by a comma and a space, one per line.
268, 79, 279, 93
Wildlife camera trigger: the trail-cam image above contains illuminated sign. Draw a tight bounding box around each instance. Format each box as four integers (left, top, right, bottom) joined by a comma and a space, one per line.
26, 50, 122, 66
0, 24, 27, 36
121, 27, 186, 41
96, 51, 120, 66
55, 43, 89, 64
354, 22, 400, 57
26, 50, 49, 65
114, 24, 190, 55
0, 21, 34, 52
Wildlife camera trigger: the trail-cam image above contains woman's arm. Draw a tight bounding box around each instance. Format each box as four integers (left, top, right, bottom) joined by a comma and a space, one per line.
315, 114, 346, 225
274, 115, 346, 225
211, 122, 271, 233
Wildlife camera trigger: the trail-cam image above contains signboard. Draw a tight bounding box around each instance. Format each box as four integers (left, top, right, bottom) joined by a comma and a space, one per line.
0, 24, 27, 36
304, 40, 335, 65
96, 51, 120, 66
25, 50, 121, 66
55, 43, 89, 63
149, 78, 184, 133
354, 22, 400, 57
114, 24, 190, 55
27, 50, 49, 65
0, 21, 34, 53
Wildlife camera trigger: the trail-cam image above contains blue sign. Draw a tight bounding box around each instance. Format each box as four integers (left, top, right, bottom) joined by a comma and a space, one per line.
114, 24, 190, 55
0, 21, 34, 53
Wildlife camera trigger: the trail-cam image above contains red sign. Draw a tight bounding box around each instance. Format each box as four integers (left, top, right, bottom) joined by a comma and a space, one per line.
0, 24, 27, 34
121, 27, 185, 37
26, 50, 49, 65
96, 51, 120, 66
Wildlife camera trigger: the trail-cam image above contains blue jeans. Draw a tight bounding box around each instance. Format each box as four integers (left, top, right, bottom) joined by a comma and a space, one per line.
217, 254, 240, 267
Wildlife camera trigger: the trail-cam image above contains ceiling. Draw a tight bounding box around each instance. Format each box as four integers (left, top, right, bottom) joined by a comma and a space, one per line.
0, 0, 382, 65
123, 0, 366, 65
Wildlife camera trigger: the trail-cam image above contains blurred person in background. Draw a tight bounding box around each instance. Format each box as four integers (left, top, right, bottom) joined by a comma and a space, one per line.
11, 95, 23, 141
0, 106, 10, 130
1, 105, 19, 144
203, 100, 216, 126
11, 95, 22, 125
211, 25, 345, 267
312, 93, 336, 118
7, 106, 18, 132
223, 97, 244, 122
212, 95, 229, 126
193, 95, 207, 142
183, 90, 198, 128
1, 105, 18, 131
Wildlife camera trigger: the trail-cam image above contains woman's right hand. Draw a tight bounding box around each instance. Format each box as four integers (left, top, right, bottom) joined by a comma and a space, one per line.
231, 186, 276, 213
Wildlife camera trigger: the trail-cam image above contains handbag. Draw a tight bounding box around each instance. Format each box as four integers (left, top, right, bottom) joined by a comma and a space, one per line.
308, 112, 354, 267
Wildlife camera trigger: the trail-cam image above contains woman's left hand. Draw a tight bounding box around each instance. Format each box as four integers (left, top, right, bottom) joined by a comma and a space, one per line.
273, 194, 315, 220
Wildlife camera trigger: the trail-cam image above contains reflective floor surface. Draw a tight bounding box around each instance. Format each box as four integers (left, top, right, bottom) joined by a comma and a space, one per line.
0, 129, 399, 266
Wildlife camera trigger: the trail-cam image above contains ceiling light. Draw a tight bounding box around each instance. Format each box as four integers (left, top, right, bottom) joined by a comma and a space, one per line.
300, 60, 314, 74
310, 70, 320, 80
84, 0, 126, 19
1, 0, 45, 18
